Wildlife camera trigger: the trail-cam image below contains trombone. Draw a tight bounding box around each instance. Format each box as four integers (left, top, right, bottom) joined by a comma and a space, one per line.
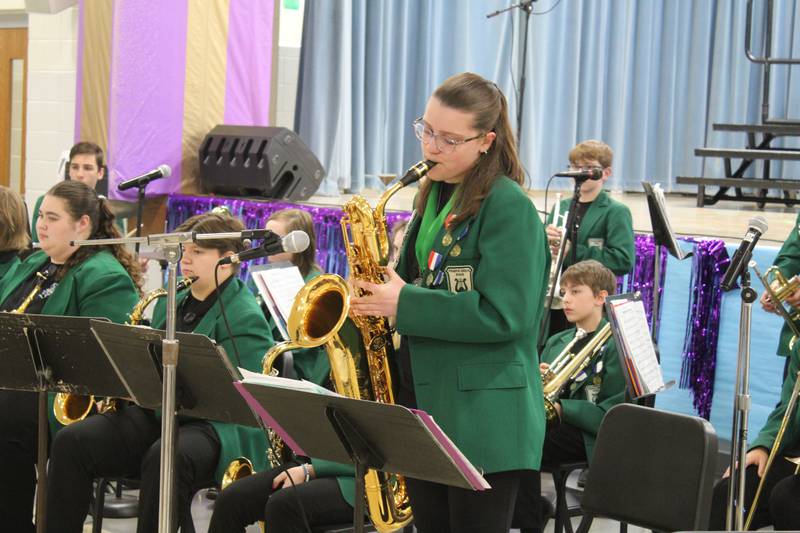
744, 261, 800, 530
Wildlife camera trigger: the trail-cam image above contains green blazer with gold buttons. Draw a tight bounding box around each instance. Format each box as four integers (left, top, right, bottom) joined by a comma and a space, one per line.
395, 176, 549, 474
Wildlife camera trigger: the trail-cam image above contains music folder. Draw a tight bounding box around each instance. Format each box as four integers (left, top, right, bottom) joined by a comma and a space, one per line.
233, 374, 489, 491
605, 293, 674, 399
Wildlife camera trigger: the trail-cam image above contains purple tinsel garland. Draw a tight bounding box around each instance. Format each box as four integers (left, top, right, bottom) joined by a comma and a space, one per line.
166, 195, 411, 281
679, 238, 730, 420
621, 234, 668, 333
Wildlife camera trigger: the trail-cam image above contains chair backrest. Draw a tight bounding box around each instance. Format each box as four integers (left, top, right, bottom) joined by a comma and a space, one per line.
580, 403, 718, 532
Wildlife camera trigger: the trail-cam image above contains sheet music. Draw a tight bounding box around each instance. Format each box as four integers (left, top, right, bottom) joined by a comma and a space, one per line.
239, 367, 339, 396
642, 181, 689, 261
611, 299, 666, 393
249, 263, 305, 340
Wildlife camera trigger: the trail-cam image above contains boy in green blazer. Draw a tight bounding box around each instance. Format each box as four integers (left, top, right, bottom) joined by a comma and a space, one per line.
709, 339, 800, 530
514, 260, 626, 533
545, 140, 635, 336
760, 210, 800, 377
30, 142, 107, 243
45, 211, 274, 533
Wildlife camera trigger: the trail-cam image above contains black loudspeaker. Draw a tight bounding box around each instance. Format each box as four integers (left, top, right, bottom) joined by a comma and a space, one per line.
199, 125, 325, 200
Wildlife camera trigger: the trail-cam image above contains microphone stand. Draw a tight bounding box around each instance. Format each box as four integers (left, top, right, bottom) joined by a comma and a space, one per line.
726, 264, 757, 531
133, 182, 149, 255
538, 178, 582, 351
486, 0, 536, 146
72, 229, 260, 533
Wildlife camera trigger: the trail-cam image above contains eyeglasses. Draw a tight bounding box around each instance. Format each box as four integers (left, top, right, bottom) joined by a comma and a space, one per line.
413, 118, 485, 154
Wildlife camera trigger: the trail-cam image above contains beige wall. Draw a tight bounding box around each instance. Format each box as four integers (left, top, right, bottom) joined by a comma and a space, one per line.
23, 6, 78, 211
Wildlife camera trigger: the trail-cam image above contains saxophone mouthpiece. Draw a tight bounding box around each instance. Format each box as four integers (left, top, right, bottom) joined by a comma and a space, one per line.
399, 160, 437, 186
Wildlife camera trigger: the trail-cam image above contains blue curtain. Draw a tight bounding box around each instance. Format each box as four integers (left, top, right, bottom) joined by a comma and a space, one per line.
296, 0, 800, 194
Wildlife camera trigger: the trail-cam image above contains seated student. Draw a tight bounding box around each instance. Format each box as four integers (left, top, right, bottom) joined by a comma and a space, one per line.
44, 211, 273, 533
31, 142, 106, 243
0, 186, 30, 283
0, 181, 141, 533
545, 140, 634, 335
513, 259, 627, 533
708, 340, 800, 531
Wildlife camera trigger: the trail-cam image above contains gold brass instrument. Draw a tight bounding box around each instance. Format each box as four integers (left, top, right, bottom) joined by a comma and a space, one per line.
542, 323, 612, 425
10, 271, 49, 314
743, 262, 800, 529
544, 193, 567, 310
53, 277, 197, 426
334, 159, 435, 532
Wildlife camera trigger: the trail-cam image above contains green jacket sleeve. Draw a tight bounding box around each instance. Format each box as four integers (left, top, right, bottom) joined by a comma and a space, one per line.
575, 203, 635, 276
751, 345, 800, 452
397, 185, 546, 343
76, 269, 139, 323
311, 457, 355, 478
773, 212, 800, 278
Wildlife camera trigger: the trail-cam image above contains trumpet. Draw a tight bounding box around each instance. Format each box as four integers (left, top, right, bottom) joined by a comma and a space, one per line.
544, 193, 568, 310
542, 323, 612, 425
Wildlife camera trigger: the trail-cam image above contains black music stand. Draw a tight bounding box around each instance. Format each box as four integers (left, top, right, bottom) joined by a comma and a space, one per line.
0, 314, 131, 533
235, 380, 488, 533
642, 181, 692, 341
90, 320, 260, 426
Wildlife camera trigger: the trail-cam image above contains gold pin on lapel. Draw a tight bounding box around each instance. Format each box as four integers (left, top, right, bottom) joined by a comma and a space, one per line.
442, 233, 453, 246
450, 244, 462, 257
426, 272, 434, 285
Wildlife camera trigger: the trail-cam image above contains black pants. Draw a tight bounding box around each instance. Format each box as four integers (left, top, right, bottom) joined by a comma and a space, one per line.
0, 390, 39, 533
512, 422, 586, 533
406, 470, 522, 533
208, 467, 352, 533
45, 404, 220, 533
709, 455, 798, 530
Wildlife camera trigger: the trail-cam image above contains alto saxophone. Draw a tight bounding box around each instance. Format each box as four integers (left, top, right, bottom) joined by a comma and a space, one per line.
542, 323, 612, 425
338, 159, 436, 532
53, 277, 196, 426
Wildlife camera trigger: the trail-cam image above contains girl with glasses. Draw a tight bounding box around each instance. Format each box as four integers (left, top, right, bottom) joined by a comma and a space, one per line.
350, 71, 550, 532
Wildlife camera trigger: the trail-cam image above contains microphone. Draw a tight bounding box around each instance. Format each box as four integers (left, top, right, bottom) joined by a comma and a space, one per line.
555, 168, 604, 181
721, 215, 769, 291
218, 230, 310, 265
117, 164, 172, 191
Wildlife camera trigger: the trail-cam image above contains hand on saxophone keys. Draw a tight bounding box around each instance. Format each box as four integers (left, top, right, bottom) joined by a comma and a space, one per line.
349, 265, 406, 318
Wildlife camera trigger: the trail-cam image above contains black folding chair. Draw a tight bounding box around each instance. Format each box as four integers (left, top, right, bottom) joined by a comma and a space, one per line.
575, 403, 718, 533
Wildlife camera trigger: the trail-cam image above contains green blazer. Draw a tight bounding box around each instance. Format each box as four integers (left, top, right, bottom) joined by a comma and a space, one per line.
0, 254, 20, 285
151, 277, 273, 483
751, 341, 800, 453
541, 319, 626, 461
396, 176, 549, 474
772, 211, 800, 357
0, 250, 139, 436
548, 190, 635, 276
